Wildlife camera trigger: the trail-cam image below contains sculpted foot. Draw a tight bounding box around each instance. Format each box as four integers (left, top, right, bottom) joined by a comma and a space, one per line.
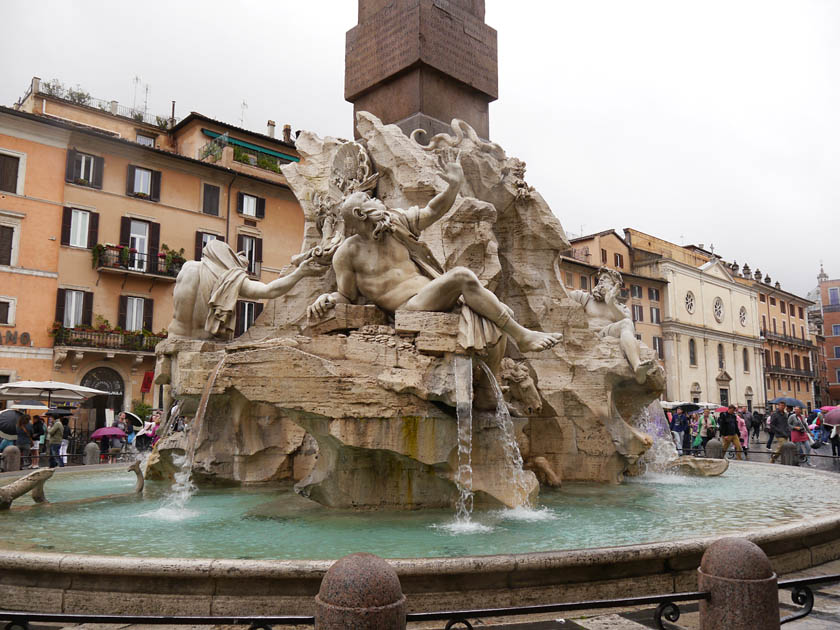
516, 330, 563, 353
634, 359, 656, 384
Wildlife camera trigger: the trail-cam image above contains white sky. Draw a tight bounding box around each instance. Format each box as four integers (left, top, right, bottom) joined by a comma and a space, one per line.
1, 1, 837, 296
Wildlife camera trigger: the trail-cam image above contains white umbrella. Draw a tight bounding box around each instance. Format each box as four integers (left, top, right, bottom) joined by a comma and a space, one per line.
10, 399, 50, 412
0, 380, 110, 406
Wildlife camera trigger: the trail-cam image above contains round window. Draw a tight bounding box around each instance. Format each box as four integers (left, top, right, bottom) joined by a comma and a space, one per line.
739, 306, 747, 327
713, 297, 724, 322
685, 291, 695, 314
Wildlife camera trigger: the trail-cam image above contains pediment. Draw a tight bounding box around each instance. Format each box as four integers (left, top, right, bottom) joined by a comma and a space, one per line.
716, 370, 732, 383
700, 259, 734, 282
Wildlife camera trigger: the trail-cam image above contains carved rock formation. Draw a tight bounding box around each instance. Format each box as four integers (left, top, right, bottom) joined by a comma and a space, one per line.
0, 468, 53, 509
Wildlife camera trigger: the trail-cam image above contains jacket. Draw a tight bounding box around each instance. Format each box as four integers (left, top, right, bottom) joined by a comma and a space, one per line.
769, 410, 791, 439
718, 412, 739, 437
47, 420, 63, 445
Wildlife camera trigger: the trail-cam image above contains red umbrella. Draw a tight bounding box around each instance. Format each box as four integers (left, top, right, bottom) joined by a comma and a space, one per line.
90, 426, 127, 440
715, 406, 728, 413
824, 408, 840, 425
819, 406, 837, 412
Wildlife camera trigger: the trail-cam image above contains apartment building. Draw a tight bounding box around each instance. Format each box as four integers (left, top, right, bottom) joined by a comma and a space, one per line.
1, 77, 305, 420
813, 265, 840, 404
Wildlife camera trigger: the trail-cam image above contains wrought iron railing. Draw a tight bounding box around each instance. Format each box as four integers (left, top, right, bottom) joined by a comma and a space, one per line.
96, 248, 181, 278
763, 329, 815, 348
1, 574, 838, 629
765, 364, 815, 378
53, 326, 165, 352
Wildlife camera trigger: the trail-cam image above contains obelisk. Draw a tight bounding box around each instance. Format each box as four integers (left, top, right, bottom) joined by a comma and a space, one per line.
345, 0, 498, 139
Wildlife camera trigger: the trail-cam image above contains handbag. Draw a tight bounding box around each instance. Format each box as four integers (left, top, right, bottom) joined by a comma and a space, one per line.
812, 440, 825, 450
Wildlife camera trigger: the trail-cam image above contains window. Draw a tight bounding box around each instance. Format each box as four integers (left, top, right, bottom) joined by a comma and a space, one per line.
129, 220, 149, 271
781, 301, 786, 314
774, 351, 780, 366
835, 347, 840, 359
794, 355, 801, 370
631, 284, 642, 299
565, 272, 574, 287
650, 306, 661, 324
770, 297, 776, 306
0, 225, 13, 266
60, 208, 98, 249
118, 295, 152, 332
759, 293, 766, 303
632, 304, 643, 322
0, 152, 22, 194
237, 192, 265, 218
126, 165, 161, 200
790, 303, 796, 316
804, 357, 810, 371
782, 321, 786, 336
66, 150, 103, 188
719, 388, 729, 407
235, 300, 263, 337
765, 349, 771, 366
601, 248, 607, 264
614, 253, 624, 268
194, 231, 224, 260
762, 315, 767, 332
772, 318, 777, 333
743, 348, 749, 372
830, 288, 840, 306
836, 369, 840, 383
58, 289, 93, 328
0, 297, 14, 325
125, 297, 145, 332
784, 353, 791, 368
713, 297, 724, 322
648, 287, 660, 301
717, 343, 725, 369
798, 306, 804, 319
796, 381, 800, 392
579, 275, 588, 290
800, 326, 805, 339
689, 339, 697, 366
202, 184, 220, 216
685, 291, 695, 314
833, 325, 840, 336
652, 336, 663, 359
635, 333, 642, 341
238, 234, 262, 275
136, 134, 155, 147
739, 306, 747, 327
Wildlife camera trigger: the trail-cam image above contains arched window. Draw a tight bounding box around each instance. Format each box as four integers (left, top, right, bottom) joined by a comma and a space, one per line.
784, 353, 791, 368
774, 351, 781, 366
717, 343, 725, 369
764, 349, 771, 365
804, 357, 811, 372
743, 348, 749, 372
794, 355, 801, 370
689, 339, 697, 366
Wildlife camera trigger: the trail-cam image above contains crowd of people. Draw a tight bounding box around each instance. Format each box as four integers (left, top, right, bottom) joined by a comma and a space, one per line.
667, 403, 837, 465
6, 413, 71, 469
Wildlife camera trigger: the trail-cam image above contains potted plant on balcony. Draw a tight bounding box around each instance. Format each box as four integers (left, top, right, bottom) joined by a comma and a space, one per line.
160, 243, 186, 275
120, 246, 130, 268
91, 243, 106, 269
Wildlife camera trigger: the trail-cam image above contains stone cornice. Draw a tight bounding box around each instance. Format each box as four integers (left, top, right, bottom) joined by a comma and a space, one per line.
662, 321, 764, 348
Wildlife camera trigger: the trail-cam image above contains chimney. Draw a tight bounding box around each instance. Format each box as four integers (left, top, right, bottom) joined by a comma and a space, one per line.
282, 124, 292, 144
267, 120, 276, 138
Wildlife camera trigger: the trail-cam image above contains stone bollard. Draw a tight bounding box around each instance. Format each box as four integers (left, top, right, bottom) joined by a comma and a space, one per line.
704, 437, 723, 459
698, 537, 779, 629
83, 442, 100, 465
2, 445, 20, 471
315, 553, 406, 629
779, 441, 800, 466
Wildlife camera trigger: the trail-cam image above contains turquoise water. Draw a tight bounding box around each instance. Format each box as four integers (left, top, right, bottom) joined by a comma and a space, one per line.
0, 463, 835, 559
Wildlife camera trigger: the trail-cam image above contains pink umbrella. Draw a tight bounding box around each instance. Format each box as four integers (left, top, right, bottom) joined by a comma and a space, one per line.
824, 408, 840, 425
819, 406, 837, 412
90, 426, 127, 440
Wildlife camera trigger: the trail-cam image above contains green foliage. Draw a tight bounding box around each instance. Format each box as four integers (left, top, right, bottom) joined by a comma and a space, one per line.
257, 153, 281, 173
119, 246, 130, 267
91, 243, 106, 268
41, 78, 65, 98
156, 115, 169, 130
67, 85, 91, 106
132, 111, 145, 123
233, 146, 255, 165
160, 243, 186, 274
131, 400, 153, 421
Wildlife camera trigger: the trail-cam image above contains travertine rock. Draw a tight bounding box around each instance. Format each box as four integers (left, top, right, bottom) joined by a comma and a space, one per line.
667, 456, 729, 477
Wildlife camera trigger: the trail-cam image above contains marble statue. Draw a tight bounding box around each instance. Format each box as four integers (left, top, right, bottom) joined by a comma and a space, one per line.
307, 160, 563, 354
567, 267, 657, 383
168, 239, 327, 340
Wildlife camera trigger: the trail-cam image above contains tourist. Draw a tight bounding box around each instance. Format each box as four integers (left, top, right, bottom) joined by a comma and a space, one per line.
47, 416, 64, 468
769, 402, 791, 464
29, 416, 45, 469
788, 406, 813, 467
688, 413, 701, 454
718, 405, 743, 460
15, 415, 32, 468
698, 409, 717, 452
670, 407, 688, 455
831, 423, 840, 458
736, 409, 749, 459
60, 417, 71, 465
751, 410, 764, 441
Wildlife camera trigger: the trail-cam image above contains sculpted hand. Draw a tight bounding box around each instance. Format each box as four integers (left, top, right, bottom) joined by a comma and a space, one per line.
307, 293, 336, 319
440, 160, 465, 188
298, 258, 330, 278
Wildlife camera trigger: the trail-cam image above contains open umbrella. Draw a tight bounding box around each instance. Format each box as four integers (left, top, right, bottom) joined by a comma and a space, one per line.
10, 399, 49, 412
45, 408, 72, 417
0, 409, 23, 441
818, 406, 837, 412
769, 396, 806, 408
715, 406, 729, 413
90, 426, 126, 440
672, 403, 701, 413
824, 408, 840, 425
121, 411, 143, 433
0, 380, 109, 406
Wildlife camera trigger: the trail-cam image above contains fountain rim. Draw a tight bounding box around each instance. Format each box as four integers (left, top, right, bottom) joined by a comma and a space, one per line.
1, 460, 839, 577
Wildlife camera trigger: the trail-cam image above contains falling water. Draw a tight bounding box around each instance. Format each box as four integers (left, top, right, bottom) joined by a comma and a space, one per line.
635, 400, 679, 474
477, 359, 531, 508
453, 355, 475, 522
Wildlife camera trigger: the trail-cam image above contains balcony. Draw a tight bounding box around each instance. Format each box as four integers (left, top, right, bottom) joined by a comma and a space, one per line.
762, 329, 815, 348
765, 364, 815, 379
94, 247, 182, 281
825, 304, 840, 313
52, 326, 166, 371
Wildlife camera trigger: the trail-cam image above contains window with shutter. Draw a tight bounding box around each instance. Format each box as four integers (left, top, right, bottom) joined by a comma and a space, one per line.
203, 184, 220, 215
0, 154, 20, 194
70, 152, 98, 186
69, 209, 90, 248
63, 290, 85, 328
0, 225, 13, 266
241, 194, 257, 217
0, 300, 9, 325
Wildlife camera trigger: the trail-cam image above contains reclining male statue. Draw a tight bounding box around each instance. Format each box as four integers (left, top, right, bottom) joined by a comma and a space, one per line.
567, 267, 657, 383
307, 160, 562, 354
169, 239, 326, 340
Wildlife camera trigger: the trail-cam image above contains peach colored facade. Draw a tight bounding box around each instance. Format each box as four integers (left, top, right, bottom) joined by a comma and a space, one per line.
2, 78, 305, 420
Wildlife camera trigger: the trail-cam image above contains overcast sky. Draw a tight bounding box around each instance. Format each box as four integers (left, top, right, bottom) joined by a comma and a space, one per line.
1, 1, 836, 296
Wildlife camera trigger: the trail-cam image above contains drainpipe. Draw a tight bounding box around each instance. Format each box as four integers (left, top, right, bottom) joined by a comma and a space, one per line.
225, 173, 238, 244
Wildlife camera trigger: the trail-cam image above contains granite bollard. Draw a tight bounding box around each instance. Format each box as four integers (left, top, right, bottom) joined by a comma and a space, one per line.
704, 437, 723, 459
83, 442, 100, 465
698, 537, 779, 629
315, 553, 406, 629
779, 441, 800, 466
2, 445, 20, 471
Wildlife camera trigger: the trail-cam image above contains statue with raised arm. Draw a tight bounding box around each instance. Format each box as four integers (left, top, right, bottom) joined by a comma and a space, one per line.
169, 239, 327, 340
307, 160, 562, 354
568, 267, 657, 383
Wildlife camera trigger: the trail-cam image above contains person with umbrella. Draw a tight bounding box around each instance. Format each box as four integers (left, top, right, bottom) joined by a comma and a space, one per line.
15, 414, 33, 468
769, 401, 792, 464
46, 414, 64, 468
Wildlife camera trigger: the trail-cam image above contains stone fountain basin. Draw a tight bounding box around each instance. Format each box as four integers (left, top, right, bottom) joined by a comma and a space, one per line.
1, 461, 839, 615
